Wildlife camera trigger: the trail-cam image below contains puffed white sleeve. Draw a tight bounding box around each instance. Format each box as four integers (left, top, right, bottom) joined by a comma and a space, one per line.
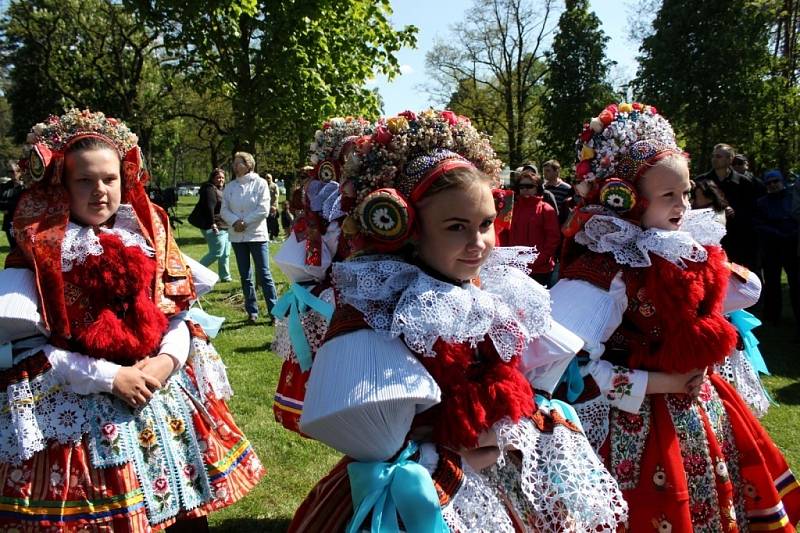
300, 330, 441, 462
549, 273, 649, 413
518, 319, 584, 394
722, 267, 762, 313
44, 346, 121, 395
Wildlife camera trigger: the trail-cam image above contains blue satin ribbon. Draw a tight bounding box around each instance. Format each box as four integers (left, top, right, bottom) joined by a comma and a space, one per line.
186, 307, 226, 338
347, 441, 449, 533
557, 358, 585, 402
728, 309, 770, 376
271, 282, 334, 372
535, 393, 584, 431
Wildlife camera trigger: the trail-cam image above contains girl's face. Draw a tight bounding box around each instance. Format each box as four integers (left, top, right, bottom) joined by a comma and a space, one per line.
65, 147, 122, 226
639, 158, 691, 230
416, 181, 496, 282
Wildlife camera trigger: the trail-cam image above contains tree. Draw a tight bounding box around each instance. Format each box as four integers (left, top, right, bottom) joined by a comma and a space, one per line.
541, 0, 617, 168
129, 0, 417, 163
633, 0, 773, 173
426, 0, 559, 168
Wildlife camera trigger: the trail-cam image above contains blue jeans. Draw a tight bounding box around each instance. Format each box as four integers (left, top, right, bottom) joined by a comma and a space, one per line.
199, 229, 231, 281
231, 241, 278, 316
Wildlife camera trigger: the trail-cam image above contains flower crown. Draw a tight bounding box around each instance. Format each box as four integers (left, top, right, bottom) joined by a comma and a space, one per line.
575, 102, 683, 185
26, 108, 138, 157
309, 116, 374, 166
343, 109, 502, 208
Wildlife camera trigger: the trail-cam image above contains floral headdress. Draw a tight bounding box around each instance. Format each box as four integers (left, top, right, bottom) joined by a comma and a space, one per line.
19, 108, 141, 188
340, 109, 502, 253
573, 102, 685, 219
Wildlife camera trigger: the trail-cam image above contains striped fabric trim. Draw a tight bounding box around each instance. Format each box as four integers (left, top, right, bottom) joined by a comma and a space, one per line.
274, 393, 304, 415
776, 469, 800, 499
207, 439, 254, 482
747, 501, 789, 531
0, 489, 145, 522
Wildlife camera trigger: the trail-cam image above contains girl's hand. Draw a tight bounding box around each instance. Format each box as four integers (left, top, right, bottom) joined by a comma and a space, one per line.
135, 354, 178, 386
458, 428, 500, 471
112, 367, 162, 408
646, 368, 705, 395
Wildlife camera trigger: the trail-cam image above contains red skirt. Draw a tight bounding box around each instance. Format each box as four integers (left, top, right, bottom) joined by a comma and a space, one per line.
602, 374, 799, 532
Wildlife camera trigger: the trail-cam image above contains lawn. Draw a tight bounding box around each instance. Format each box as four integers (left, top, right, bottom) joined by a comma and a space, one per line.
3, 195, 798, 531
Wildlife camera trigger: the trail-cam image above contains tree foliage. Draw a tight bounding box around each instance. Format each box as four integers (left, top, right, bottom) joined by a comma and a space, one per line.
426, 0, 559, 168
633, 0, 773, 173
541, 0, 617, 168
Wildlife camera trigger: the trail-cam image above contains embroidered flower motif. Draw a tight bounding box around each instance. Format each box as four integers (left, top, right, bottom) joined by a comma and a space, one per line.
55, 405, 79, 428
683, 454, 707, 477
618, 411, 644, 433
615, 459, 637, 484
714, 458, 729, 482
168, 418, 186, 436
182, 463, 198, 481
101, 423, 118, 442
138, 427, 157, 448
652, 466, 667, 489
371, 207, 395, 230
607, 366, 633, 400
651, 515, 672, 532
744, 482, 761, 501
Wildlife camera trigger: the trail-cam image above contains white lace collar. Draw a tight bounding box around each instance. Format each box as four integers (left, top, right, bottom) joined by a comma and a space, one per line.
331, 247, 551, 361
575, 208, 726, 268
61, 204, 155, 272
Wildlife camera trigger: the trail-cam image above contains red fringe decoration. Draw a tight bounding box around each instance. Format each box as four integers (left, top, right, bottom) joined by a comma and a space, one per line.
419, 338, 535, 449
627, 246, 737, 373
71, 233, 168, 364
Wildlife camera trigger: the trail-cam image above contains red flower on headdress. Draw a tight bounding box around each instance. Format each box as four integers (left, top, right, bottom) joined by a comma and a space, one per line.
605, 103, 618, 115
598, 109, 615, 125
355, 135, 372, 155
322, 121, 331, 130
580, 126, 593, 143
576, 160, 592, 178
398, 110, 417, 121
632, 102, 643, 111
648, 105, 659, 114
441, 110, 458, 125
373, 125, 393, 146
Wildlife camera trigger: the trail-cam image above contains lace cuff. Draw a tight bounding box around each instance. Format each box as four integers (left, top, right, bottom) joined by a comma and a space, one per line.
587, 360, 648, 413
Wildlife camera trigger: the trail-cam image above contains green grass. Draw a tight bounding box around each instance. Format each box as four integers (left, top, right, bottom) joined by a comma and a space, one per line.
2, 196, 798, 530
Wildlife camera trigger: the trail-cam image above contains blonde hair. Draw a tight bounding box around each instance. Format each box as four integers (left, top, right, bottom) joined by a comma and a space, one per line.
543, 159, 561, 172
233, 151, 256, 172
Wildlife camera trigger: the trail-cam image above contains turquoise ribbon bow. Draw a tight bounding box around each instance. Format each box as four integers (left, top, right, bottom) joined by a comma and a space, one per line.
536, 393, 584, 431
728, 309, 770, 376
347, 441, 449, 533
557, 357, 585, 402
271, 282, 334, 372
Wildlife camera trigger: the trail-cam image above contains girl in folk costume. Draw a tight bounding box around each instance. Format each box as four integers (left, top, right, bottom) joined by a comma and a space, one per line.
552, 102, 799, 532
271, 116, 373, 434
289, 109, 627, 532
0, 109, 264, 531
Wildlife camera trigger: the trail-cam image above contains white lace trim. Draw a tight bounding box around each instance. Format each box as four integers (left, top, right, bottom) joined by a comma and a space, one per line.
442, 462, 516, 532
306, 180, 344, 222
573, 395, 611, 452
493, 417, 628, 532
715, 350, 770, 419
61, 204, 155, 272
273, 288, 334, 362
188, 335, 233, 402
575, 208, 725, 269
332, 247, 551, 361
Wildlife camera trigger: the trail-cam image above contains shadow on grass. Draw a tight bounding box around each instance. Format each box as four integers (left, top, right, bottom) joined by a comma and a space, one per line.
774, 381, 800, 405
211, 517, 290, 533
233, 344, 271, 355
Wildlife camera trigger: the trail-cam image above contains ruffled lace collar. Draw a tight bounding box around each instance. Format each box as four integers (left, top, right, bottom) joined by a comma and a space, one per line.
61, 204, 154, 272
331, 247, 551, 361
575, 208, 725, 268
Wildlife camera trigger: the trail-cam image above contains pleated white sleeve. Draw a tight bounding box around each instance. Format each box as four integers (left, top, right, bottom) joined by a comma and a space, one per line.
722, 268, 762, 314
300, 330, 442, 462
519, 319, 584, 394
44, 316, 190, 395
549, 274, 649, 413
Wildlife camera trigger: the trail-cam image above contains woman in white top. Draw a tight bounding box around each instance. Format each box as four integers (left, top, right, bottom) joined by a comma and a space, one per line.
221, 151, 279, 323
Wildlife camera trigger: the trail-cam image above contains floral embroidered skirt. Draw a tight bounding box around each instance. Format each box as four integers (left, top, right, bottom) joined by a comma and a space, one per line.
0, 326, 264, 532
602, 374, 800, 532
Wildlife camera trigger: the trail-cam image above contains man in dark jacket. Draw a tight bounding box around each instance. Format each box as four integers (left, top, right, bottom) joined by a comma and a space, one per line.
695, 143, 764, 270
0, 163, 24, 249
754, 170, 798, 329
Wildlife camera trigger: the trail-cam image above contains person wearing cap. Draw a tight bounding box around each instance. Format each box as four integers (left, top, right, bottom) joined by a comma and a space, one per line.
754, 170, 798, 329
695, 143, 764, 271
732, 153, 755, 180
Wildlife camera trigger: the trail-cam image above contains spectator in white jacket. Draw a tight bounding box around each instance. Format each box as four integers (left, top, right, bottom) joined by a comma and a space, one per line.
221, 151, 279, 323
